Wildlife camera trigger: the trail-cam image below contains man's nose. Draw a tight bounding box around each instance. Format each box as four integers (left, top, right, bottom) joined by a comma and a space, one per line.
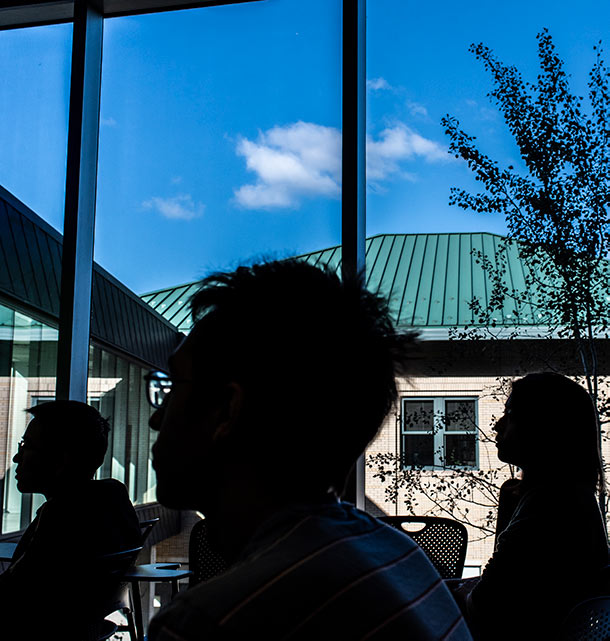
13, 450, 21, 464
149, 407, 164, 432
494, 415, 505, 433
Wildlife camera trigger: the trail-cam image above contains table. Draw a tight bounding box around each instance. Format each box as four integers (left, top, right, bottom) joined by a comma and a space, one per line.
123, 563, 192, 641
0, 541, 17, 561
0, 539, 190, 641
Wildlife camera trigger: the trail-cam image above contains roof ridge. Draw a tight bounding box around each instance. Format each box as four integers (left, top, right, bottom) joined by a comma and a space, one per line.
141, 232, 510, 297
366, 231, 507, 240
141, 278, 202, 297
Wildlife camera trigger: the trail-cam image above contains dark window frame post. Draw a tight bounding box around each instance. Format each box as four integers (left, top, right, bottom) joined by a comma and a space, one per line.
341, 0, 366, 508
56, 0, 103, 401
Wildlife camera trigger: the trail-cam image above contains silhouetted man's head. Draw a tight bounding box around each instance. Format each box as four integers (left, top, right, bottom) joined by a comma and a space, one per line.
14, 401, 110, 496
150, 259, 412, 512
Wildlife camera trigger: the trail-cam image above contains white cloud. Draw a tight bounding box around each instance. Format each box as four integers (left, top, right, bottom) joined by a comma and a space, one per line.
465, 99, 498, 122
234, 121, 341, 209
101, 117, 117, 127
367, 123, 451, 182
406, 100, 429, 118
234, 121, 450, 209
142, 194, 204, 221
367, 77, 391, 91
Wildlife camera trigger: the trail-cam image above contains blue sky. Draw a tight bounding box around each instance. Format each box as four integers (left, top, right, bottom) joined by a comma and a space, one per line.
1, 0, 609, 293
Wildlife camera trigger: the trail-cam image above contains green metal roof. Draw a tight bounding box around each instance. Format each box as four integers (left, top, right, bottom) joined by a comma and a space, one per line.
141, 233, 542, 333
141, 282, 202, 333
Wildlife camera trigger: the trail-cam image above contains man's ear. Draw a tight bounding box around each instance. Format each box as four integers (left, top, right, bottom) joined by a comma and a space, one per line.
54, 450, 73, 480
212, 382, 244, 441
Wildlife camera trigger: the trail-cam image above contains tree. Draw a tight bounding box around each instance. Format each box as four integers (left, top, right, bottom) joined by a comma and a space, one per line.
441, 29, 610, 518
369, 29, 610, 538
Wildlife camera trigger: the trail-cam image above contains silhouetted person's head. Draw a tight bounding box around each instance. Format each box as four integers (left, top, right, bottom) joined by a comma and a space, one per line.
150, 259, 413, 512
494, 372, 604, 491
14, 401, 110, 496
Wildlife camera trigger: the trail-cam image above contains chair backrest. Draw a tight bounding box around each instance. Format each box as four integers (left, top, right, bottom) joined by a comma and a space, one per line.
188, 519, 228, 588
379, 515, 468, 579
90, 546, 143, 615
561, 597, 610, 641
594, 565, 610, 594
98, 545, 143, 576
81, 546, 143, 640
139, 517, 160, 543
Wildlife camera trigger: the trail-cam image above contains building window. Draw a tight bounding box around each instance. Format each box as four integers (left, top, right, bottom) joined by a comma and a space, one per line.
401, 397, 478, 469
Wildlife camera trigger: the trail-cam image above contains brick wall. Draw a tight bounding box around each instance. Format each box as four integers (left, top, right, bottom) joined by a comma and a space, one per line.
366, 373, 610, 574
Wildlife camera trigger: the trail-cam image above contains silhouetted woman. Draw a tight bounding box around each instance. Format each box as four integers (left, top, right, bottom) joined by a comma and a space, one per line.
463, 373, 608, 640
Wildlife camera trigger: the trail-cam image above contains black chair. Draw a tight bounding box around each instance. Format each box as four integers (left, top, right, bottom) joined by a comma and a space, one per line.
188, 518, 228, 588
84, 546, 142, 641
561, 596, 610, 641
139, 517, 160, 543
379, 515, 468, 579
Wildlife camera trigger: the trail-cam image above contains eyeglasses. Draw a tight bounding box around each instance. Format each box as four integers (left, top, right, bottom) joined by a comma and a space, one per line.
17, 438, 44, 454
144, 371, 174, 409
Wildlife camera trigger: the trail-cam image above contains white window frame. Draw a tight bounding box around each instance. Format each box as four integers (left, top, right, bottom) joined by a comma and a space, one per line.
401, 396, 479, 470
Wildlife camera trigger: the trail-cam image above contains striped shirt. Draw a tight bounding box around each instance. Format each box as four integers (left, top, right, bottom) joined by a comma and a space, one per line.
149, 499, 472, 640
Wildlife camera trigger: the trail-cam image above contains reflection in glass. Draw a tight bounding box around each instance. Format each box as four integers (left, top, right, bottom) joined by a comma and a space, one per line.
444, 433, 476, 467
403, 434, 434, 468
0, 301, 158, 534
88, 346, 156, 506
402, 400, 434, 468
403, 400, 434, 430
445, 400, 476, 431
0, 304, 57, 533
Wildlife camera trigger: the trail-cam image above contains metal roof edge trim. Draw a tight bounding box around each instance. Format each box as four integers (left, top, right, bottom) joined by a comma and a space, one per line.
141, 279, 201, 298
414, 325, 610, 341
366, 231, 508, 240
289, 231, 509, 261
102, 0, 262, 19
89, 331, 184, 371
0, 0, 263, 30
92, 262, 182, 333
0, 290, 60, 330
0, 290, 182, 371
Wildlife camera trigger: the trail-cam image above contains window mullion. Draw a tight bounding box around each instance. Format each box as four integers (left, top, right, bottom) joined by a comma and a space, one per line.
433, 397, 444, 467
56, 0, 103, 401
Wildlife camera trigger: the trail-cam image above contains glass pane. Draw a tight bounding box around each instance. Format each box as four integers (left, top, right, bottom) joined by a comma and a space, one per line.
0, 304, 58, 533
0, 24, 71, 232
403, 400, 434, 431
126, 363, 140, 499
0, 24, 70, 534
95, 1, 342, 295
365, 0, 610, 576
110, 358, 129, 484
402, 434, 434, 467
98, 349, 117, 480
91, 2, 341, 523
136, 386, 154, 505
445, 400, 476, 431
444, 434, 477, 467
88, 346, 155, 504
